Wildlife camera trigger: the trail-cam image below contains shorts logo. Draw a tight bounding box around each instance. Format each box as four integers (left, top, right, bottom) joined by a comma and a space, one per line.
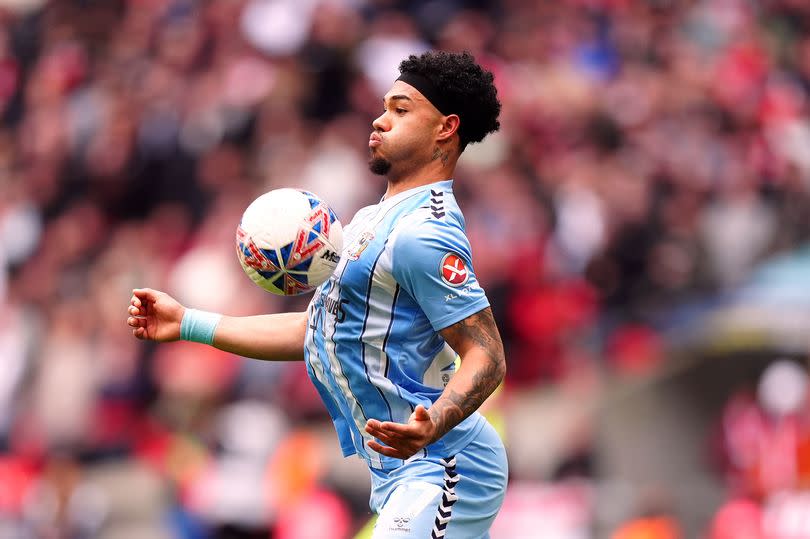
440, 253, 469, 287
389, 516, 411, 533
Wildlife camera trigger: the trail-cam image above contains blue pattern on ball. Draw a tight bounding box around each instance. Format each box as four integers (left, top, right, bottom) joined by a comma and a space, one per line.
278, 241, 313, 276
299, 191, 320, 209
268, 273, 285, 288
263, 246, 282, 268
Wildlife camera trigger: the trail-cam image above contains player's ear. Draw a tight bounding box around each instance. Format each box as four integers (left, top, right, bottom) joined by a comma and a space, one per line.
436, 114, 460, 143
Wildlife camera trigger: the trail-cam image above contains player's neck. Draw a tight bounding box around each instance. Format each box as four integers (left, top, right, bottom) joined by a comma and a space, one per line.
383, 154, 457, 199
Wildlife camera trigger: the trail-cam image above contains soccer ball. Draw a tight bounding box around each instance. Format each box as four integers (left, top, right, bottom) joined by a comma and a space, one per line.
236, 188, 343, 296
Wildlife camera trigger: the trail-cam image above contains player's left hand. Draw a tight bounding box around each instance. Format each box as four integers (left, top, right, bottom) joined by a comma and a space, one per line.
365, 404, 438, 459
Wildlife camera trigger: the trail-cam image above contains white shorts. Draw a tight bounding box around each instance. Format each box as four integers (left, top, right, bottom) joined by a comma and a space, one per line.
369, 421, 508, 539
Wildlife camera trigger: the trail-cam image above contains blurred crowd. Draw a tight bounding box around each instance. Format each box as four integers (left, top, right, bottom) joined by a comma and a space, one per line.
706, 359, 810, 539
1, 0, 810, 537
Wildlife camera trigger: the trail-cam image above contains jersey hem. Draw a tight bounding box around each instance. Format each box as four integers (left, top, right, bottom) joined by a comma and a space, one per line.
430, 298, 491, 332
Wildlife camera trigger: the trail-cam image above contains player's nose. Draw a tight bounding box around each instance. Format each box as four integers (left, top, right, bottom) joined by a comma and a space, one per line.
371, 113, 389, 132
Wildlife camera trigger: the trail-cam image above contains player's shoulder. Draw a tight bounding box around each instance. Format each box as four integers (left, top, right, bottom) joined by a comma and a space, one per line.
421, 184, 457, 220
398, 186, 464, 229
391, 202, 470, 259
396, 208, 461, 240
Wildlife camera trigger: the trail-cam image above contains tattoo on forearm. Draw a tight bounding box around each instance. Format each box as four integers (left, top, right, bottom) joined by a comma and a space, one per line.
429, 309, 506, 440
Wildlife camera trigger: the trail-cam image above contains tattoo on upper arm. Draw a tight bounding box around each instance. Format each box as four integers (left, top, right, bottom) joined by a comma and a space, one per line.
428, 308, 506, 439
442, 308, 503, 357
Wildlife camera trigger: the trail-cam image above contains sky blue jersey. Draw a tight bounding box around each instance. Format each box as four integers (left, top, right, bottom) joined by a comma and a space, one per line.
303, 180, 491, 471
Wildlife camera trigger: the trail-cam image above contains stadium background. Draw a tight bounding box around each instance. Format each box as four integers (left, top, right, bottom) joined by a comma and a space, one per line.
1, 0, 810, 537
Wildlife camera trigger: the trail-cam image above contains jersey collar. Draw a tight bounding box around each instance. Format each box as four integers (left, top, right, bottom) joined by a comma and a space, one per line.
379, 179, 454, 208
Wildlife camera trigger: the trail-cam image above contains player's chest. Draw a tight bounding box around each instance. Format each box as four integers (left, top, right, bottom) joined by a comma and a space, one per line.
335, 218, 388, 293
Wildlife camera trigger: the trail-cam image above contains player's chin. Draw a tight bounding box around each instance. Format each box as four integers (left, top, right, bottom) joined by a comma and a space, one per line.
368, 156, 391, 176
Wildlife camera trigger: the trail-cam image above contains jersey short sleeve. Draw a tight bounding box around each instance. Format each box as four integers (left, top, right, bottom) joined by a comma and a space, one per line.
390, 218, 490, 331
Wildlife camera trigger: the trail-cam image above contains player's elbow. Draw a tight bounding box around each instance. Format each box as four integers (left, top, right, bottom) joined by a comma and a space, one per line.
493, 350, 507, 386
484, 343, 506, 387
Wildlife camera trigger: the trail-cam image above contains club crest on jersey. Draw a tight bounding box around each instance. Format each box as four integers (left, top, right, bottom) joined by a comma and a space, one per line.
440, 253, 469, 286
347, 230, 375, 260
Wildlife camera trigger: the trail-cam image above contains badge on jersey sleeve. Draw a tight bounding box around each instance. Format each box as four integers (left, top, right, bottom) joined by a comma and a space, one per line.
440, 252, 469, 286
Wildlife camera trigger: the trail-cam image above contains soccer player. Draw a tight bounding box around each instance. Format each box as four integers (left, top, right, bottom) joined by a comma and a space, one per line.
127, 50, 507, 538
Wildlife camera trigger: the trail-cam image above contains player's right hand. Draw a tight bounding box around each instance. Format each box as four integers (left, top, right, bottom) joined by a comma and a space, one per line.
126, 288, 185, 342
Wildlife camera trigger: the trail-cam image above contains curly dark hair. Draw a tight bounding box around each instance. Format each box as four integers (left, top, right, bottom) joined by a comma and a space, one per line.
399, 51, 501, 152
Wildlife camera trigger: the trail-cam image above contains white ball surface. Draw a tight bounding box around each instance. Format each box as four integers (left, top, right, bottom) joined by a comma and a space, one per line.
236, 189, 343, 295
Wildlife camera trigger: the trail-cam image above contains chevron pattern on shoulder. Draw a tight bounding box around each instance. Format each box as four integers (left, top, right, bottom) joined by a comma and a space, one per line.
430, 189, 446, 219
431, 456, 459, 539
